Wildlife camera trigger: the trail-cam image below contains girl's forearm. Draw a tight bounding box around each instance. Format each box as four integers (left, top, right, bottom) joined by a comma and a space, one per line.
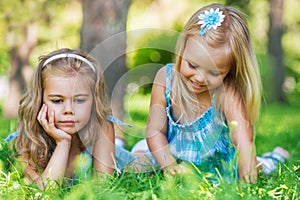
238, 142, 258, 183
151, 146, 177, 170
146, 130, 177, 170
32, 140, 71, 189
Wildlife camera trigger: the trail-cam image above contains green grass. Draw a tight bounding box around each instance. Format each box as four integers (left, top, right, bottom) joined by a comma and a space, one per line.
123, 92, 151, 149
0, 93, 299, 199
0, 101, 17, 139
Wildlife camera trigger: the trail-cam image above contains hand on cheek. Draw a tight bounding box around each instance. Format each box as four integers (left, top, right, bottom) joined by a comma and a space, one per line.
37, 104, 71, 143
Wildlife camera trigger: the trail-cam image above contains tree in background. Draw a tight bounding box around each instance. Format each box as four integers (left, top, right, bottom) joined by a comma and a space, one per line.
227, 0, 285, 102
0, 0, 69, 118
0, 1, 37, 118
268, 0, 285, 102
80, 0, 132, 122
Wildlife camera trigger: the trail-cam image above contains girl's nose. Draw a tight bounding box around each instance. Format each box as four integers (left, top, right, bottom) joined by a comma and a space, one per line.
194, 72, 206, 84
63, 101, 74, 115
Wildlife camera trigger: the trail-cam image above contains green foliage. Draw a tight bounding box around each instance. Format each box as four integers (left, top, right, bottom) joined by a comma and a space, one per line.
128, 35, 177, 69
0, 49, 10, 76
256, 94, 300, 158
0, 103, 17, 139
0, 0, 81, 76
1, 93, 299, 199
0, 139, 14, 174
0, 161, 298, 199
126, 30, 178, 95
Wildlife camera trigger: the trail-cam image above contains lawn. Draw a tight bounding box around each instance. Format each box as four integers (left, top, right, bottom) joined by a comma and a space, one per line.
0, 93, 299, 199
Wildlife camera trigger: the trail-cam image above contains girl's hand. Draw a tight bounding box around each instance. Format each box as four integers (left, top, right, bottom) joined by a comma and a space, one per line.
164, 163, 193, 176
37, 104, 71, 143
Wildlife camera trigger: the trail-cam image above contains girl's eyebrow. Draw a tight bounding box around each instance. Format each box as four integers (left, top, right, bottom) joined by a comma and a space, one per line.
47, 94, 90, 97
47, 94, 64, 97
74, 94, 90, 97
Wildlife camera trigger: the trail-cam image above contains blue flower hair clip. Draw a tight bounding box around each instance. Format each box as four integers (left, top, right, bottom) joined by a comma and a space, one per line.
197, 8, 225, 36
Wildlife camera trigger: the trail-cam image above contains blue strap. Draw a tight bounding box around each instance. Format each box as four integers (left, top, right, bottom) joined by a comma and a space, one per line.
5, 131, 19, 143
165, 63, 173, 105
106, 116, 134, 128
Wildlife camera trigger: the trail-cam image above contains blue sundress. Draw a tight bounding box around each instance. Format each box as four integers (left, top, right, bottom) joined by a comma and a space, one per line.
162, 64, 237, 181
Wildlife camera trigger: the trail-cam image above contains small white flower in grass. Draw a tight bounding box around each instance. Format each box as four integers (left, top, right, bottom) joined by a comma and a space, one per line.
13, 181, 20, 189
198, 8, 225, 36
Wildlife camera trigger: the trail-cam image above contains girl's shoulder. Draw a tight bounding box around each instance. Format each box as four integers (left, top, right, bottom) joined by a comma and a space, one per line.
224, 83, 243, 103
153, 65, 167, 87
150, 65, 172, 106
222, 83, 247, 120
154, 64, 174, 85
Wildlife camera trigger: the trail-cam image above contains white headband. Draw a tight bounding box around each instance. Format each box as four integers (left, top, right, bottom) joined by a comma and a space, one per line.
42, 53, 96, 72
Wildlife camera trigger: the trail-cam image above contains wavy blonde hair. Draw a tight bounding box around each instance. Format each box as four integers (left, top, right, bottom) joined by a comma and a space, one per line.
173, 4, 261, 126
15, 48, 111, 169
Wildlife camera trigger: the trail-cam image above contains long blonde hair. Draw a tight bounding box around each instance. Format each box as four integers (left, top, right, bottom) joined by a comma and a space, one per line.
15, 48, 111, 169
173, 4, 261, 126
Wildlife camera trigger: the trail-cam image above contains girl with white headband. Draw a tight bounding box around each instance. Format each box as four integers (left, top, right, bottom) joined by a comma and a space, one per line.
7, 48, 122, 189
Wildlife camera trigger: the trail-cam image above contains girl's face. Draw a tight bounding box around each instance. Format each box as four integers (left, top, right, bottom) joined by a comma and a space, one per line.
43, 75, 93, 134
180, 37, 231, 96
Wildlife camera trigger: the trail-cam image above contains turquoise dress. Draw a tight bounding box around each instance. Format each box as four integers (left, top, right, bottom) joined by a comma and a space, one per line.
159, 64, 237, 181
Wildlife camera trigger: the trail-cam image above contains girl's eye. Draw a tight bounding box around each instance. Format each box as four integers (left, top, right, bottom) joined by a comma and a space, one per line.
188, 62, 197, 69
74, 99, 86, 104
51, 99, 63, 104
210, 71, 220, 76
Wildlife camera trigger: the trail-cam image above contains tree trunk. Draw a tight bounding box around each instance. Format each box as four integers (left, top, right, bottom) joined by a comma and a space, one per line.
267, 0, 285, 102
3, 23, 36, 118
80, 0, 132, 121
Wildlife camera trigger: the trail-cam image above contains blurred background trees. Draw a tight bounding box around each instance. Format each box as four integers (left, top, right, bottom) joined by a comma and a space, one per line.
0, 0, 73, 118
0, 0, 299, 122
268, 0, 285, 102
80, 0, 131, 122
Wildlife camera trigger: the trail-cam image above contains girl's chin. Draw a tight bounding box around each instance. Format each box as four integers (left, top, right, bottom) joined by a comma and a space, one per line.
57, 127, 79, 135
188, 85, 207, 93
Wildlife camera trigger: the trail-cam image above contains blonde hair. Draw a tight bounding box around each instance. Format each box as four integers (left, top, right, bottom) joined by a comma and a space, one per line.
15, 48, 111, 169
173, 4, 261, 126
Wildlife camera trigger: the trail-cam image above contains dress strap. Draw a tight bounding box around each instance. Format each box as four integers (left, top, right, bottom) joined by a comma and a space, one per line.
5, 131, 19, 143
106, 116, 134, 128
165, 63, 173, 105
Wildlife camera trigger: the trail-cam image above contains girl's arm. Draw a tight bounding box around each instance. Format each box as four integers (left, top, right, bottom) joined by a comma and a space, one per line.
23, 140, 71, 189
23, 104, 72, 189
224, 86, 258, 183
92, 120, 115, 176
146, 67, 177, 174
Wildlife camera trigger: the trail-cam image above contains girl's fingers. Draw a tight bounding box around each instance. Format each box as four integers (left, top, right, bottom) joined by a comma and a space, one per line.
38, 104, 56, 134
47, 109, 55, 128
164, 165, 177, 176
37, 104, 70, 142
46, 108, 60, 135
37, 104, 44, 121
37, 104, 48, 128
168, 168, 177, 176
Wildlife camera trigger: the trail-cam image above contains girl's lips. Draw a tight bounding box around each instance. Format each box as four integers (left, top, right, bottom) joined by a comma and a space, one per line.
190, 80, 206, 90
59, 121, 77, 126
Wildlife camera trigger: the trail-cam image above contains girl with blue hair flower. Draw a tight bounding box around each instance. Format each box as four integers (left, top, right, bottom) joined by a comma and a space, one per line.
131, 3, 289, 183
